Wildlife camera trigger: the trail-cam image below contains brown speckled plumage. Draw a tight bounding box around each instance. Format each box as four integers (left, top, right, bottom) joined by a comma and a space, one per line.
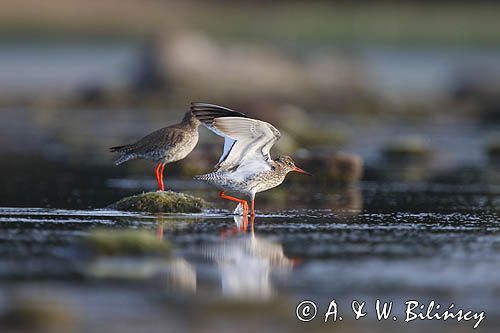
195, 156, 297, 198
191, 102, 311, 216
110, 111, 200, 165
110, 110, 200, 190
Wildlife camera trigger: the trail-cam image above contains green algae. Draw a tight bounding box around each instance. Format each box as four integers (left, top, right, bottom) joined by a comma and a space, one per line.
86, 229, 171, 256
108, 191, 210, 213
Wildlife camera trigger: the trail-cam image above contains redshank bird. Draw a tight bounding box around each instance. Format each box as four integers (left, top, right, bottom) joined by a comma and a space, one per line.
109, 110, 200, 191
191, 102, 311, 216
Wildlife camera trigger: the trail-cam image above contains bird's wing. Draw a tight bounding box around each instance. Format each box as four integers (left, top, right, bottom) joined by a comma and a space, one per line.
191, 103, 251, 166
191, 102, 249, 136
191, 102, 280, 172
132, 126, 187, 154
213, 117, 281, 169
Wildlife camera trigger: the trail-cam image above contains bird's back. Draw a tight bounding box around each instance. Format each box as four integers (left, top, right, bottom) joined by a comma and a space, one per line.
111, 123, 198, 165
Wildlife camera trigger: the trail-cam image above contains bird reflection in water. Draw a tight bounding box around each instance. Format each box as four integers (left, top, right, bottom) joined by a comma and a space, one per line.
157, 219, 165, 239
200, 215, 297, 300
153, 214, 298, 299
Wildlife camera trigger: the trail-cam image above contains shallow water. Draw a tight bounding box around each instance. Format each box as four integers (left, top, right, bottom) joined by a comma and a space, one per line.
0, 183, 499, 332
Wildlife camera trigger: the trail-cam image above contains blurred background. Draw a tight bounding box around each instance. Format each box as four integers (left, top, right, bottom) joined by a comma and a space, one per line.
1, 1, 500, 332
1, 0, 500, 208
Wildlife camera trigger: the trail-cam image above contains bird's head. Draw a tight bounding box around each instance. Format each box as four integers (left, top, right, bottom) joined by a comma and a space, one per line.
276, 155, 312, 176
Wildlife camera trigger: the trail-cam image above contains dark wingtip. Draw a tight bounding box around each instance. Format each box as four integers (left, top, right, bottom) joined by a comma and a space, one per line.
190, 102, 249, 119
109, 145, 128, 153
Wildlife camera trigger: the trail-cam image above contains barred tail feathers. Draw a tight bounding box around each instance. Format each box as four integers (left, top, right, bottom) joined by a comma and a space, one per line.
193, 172, 224, 182
113, 153, 136, 165
193, 174, 211, 181
109, 144, 136, 165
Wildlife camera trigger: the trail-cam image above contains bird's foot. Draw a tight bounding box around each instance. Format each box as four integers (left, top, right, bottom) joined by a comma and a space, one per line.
233, 203, 244, 216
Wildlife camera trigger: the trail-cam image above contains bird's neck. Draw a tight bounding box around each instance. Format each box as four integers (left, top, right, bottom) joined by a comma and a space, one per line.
181, 113, 200, 129
271, 160, 287, 175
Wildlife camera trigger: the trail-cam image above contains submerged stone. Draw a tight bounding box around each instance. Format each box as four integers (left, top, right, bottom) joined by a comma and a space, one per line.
326, 152, 363, 183
86, 229, 171, 256
293, 151, 363, 184
108, 190, 210, 213
0, 298, 77, 332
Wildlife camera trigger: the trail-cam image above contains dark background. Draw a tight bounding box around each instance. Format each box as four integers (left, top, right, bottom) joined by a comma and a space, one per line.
0, 0, 499, 207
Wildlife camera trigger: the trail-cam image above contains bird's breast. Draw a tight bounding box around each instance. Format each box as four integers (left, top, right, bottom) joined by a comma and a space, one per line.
244, 169, 286, 194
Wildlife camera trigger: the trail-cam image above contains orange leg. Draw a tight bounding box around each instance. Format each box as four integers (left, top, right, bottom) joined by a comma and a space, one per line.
155, 163, 162, 190
219, 191, 248, 214
250, 198, 255, 217
156, 222, 164, 240
219, 191, 249, 230
159, 163, 166, 191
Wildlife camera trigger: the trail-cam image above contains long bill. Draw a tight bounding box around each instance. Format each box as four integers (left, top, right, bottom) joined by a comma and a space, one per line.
293, 166, 313, 176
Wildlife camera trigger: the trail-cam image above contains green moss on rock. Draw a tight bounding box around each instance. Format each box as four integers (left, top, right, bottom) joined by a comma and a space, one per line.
0, 298, 77, 332
108, 191, 210, 213
87, 229, 171, 256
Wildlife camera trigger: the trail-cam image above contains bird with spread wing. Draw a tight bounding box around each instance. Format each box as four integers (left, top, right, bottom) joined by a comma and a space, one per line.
191, 102, 311, 217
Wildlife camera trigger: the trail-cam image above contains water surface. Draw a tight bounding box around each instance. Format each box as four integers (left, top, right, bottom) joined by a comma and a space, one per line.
0, 183, 498, 332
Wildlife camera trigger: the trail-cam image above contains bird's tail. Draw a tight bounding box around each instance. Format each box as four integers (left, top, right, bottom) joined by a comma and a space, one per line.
193, 174, 209, 181
194, 173, 219, 182
113, 154, 136, 165
109, 144, 131, 153
193, 172, 221, 182
109, 145, 136, 165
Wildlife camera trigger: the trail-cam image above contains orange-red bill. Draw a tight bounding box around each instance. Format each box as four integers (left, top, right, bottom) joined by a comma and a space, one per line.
293, 166, 313, 176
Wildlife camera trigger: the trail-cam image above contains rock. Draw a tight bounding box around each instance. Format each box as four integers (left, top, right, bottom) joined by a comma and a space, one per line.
379, 138, 433, 182
86, 229, 171, 257
381, 137, 432, 163
451, 72, 500, 122
379, 137, 433, 182
326, 152, 364, 183
295, 151, 363, 184
486, 141, 500, 165
0, 297, 77, 333
484, 142, 500, 184
108, 191, 210, 213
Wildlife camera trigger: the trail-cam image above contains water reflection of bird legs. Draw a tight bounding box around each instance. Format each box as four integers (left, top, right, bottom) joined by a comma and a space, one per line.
208, 216, 298, 299
219, 191, 248, 217
236, 214, 255, 233
220, 213, 255, 238
157, 222, 164, 240
154, 214, 168, 240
